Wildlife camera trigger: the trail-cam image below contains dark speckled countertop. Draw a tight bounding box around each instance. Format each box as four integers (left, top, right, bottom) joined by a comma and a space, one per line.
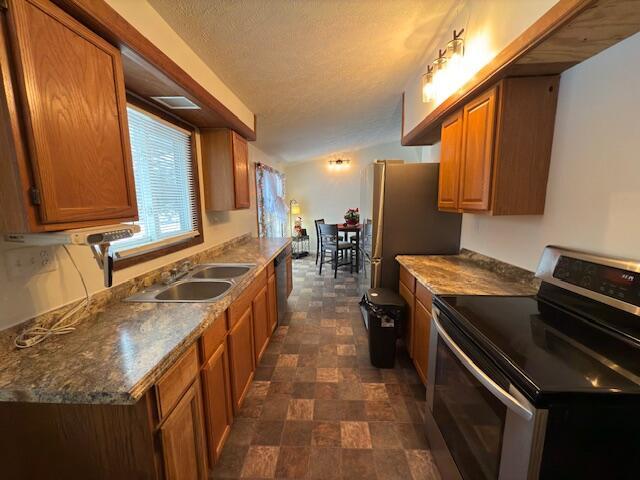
0, 237, 290, 404
396, 249, 540, 296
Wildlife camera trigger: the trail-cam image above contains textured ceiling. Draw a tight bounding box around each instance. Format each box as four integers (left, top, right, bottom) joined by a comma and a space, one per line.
148, 0, 454, 162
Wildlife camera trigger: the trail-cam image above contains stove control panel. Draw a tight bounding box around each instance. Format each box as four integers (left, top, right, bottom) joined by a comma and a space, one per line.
553, 256, 640, 307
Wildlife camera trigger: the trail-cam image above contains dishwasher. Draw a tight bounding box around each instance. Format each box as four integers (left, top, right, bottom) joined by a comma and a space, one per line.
273, 247, 290, 325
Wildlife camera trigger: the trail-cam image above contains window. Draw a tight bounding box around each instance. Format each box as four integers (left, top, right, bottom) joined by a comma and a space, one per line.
112, 104, 202, 267
256, 163, 287, 238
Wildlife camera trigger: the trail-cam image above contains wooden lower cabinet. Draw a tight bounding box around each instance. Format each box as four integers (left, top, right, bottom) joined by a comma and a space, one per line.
228, 305, 255, 412
286, 254, 293, 297
398, 281, 415, 359
252, 284, 270, 363
0, 254, 287, 479
267, 272, 278, 334
159, 379, 208, 480
201, 341, 233, 466
413, 299, 432, 385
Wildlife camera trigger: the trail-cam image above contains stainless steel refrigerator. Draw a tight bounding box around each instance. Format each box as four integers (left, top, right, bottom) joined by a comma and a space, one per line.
360, 160, 462, 289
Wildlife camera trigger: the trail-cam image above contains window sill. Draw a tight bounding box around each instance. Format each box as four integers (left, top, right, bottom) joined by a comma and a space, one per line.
113, 234, 204, 271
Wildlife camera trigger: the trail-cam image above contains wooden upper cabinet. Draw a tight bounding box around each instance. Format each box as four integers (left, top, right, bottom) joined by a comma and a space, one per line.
438, 76, 559, 215
231, 131, 250, 209
438, 110, 463, 211
459, 87, 497, 211
201, 128, 250, 211
0, 0, 137, 231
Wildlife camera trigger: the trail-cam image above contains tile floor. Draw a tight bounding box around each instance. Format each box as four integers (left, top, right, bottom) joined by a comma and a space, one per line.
211, 255, 441, 479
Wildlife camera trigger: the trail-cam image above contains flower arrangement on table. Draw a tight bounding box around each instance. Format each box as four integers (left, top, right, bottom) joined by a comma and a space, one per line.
344, 208, 359, 225
294, 216, 303, 236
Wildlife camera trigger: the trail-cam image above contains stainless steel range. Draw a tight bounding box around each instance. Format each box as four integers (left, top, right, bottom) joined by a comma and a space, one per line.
426, 246, 640, 480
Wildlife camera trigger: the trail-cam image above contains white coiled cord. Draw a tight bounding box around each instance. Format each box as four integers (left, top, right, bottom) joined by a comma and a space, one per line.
14, 245, 89, 349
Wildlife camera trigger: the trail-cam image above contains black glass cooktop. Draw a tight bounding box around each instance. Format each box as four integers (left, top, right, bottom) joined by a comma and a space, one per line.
435, 290, 640, 406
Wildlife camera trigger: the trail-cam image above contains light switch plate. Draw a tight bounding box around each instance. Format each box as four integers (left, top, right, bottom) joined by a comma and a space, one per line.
4, 246, 57, 279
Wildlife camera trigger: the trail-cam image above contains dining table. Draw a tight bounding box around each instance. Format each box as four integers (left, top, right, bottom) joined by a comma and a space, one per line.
337, 223, 362, 272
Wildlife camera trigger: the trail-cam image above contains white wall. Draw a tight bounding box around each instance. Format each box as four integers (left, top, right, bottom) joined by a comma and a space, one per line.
404, 0, 555, 135
461, 32, 640, 271
0, 1, 283, 330
286, 140, 421, 250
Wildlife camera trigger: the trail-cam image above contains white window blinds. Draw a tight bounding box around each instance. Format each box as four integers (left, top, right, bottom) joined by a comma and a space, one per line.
112, 105, 199, 258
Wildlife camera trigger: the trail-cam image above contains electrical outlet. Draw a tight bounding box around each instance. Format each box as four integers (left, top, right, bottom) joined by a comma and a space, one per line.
4, 246, 57, 279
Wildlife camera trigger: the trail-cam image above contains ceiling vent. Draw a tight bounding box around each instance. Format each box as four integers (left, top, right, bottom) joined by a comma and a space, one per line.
151, 96, 201, 110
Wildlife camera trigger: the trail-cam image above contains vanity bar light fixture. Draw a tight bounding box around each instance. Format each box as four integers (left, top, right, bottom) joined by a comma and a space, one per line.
421, 29, 465, 104
328, 158, 350, 170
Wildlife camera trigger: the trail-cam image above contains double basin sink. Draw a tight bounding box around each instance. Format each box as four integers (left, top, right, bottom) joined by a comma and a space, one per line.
125, 264, 256, 303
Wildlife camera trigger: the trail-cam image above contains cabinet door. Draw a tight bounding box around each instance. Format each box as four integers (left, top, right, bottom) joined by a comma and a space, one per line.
459, 87, 497, 212
286, 254, 293, 297
201, 341, 233, 466
438, 110, 463, 211
267, 273, 278, 334
6, 0, 137, 225
413, 299, 432, 385
232, 131, 250, 209
228, 306, 255, 412
252, 284, 270, 363
159, 380, 207, 480
398, 281, 415, 359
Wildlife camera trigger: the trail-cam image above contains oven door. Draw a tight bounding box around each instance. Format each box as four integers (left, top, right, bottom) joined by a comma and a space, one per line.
426, 306, 547, 480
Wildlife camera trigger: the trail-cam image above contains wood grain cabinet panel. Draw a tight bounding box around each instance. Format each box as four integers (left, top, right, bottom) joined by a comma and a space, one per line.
459, 87, 497, 211
201, 128, 250, 211
201, 340, 233, 466
398, 280, 415, 359
413, 299, 432, 385
438, 76, 559, 215
1, 0, 137, 229
252, 284, 270, 363
286, 254, 293, 297
159, 380, 208, 480
267, 272, 278, 335
231, 131, 250, 209
228, 305, 255, 413
438, 110, 463, 211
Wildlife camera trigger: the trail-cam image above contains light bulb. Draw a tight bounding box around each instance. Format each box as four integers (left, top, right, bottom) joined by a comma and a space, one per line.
421, 69, 434, 103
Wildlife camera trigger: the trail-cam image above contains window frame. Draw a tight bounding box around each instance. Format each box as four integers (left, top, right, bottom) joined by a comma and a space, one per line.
113, 94, 204, 271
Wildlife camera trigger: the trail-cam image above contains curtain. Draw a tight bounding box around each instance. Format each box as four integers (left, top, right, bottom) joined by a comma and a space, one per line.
256, 163, 287, 238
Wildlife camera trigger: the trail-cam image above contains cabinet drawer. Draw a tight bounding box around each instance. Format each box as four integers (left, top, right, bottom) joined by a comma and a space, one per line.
399, 266, 416, 293
416, 283, 433, 313
267, 261, 275, 277
229, 268, 267, 328
200, 312, 228, 363
156, 344, 199, 420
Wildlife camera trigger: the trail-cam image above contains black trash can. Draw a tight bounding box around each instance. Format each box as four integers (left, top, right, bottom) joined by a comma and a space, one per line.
360, 288, 405, 368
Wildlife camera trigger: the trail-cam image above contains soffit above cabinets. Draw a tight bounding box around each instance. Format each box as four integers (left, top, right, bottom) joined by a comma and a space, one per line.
51, 0, 256, 140
403, 0, 640, 146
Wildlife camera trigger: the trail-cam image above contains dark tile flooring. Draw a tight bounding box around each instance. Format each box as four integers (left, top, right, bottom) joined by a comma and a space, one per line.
211, 256, 440, 479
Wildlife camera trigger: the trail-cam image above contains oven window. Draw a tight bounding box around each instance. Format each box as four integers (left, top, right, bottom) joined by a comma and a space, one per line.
433, 336, 507, 480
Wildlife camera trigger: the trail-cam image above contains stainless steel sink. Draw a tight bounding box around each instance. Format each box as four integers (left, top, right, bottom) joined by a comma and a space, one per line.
124, 262, 256, 303
191, 265, 253, 280
154, 280, 232, 301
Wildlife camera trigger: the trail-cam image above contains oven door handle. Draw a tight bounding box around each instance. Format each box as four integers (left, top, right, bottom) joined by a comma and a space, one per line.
433, 313, 534, 421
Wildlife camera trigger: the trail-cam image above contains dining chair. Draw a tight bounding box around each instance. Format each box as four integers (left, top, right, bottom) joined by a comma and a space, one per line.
318, 223, 354, 278
314, 218, 325, 265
